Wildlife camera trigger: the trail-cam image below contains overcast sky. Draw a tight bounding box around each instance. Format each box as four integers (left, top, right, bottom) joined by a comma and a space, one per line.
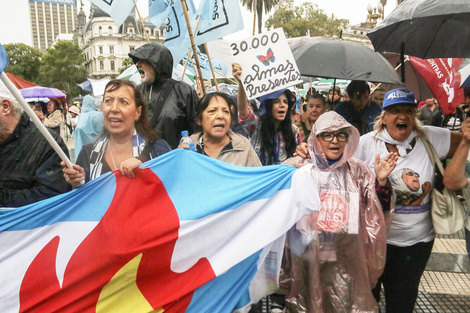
0, 0, 397, 46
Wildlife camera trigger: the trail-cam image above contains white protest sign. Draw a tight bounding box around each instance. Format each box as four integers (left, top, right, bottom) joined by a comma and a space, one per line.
230, 28, 302, 99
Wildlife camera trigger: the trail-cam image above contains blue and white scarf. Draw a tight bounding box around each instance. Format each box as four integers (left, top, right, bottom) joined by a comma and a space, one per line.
89, 130, 147, 180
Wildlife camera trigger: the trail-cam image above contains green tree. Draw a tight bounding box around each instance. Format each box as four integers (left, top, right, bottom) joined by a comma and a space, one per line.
3, 43, 42, 83
240, 0, 280, 35
265, 2, 345, 38
118, 57, 134, 74
38, 41, 87, 100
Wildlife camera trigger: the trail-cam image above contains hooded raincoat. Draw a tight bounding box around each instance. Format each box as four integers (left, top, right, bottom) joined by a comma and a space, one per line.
129, 43, 198, 148
282, 111, 389, 313
74, 95, 103, 160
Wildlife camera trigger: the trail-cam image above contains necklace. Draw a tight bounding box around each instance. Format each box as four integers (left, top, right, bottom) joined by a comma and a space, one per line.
108, 142, 133, 170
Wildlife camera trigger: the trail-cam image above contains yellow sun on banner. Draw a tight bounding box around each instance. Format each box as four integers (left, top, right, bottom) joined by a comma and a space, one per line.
97, 253, 164, 313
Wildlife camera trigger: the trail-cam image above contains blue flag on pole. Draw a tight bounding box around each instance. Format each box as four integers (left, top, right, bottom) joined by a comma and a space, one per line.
183, 49, 228, 80
194, 0, 244, 45
89, 0, 135, 26
0, 43, 9, 73
163, 0, 196, 67
148, 0, 174, 28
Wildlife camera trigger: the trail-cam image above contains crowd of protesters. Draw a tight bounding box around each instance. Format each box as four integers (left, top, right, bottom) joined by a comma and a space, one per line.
3, 42, 470, 313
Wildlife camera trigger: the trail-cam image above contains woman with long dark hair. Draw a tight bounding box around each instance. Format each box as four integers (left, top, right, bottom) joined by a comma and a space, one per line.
232, 63, 301, 165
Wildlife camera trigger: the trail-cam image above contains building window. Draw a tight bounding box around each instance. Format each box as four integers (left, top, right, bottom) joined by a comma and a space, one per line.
99, 46, 103, 54
108, 26, 113, 36
155, 29, 159, 37
100, 61, 104, 70
99, 26, 102, 36
129, 28, 134, 35
110, 46, 114, 54
111, 61, 115, 71
129, 46, 135, 52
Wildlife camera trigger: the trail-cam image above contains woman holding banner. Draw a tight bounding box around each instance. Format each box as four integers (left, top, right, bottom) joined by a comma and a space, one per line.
62, 79, 171, 186
232, 63, 301, 165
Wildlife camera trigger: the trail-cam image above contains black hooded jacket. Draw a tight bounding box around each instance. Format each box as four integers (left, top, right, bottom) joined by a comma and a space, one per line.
129, 43, 198, 148
0, 114, 71, 207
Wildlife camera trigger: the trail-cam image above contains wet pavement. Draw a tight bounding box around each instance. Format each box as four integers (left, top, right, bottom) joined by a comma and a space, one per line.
390, 230, 470, 313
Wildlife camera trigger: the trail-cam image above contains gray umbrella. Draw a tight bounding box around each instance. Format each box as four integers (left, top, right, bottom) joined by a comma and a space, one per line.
367, 0, 470, 59
292, 40, 401, 84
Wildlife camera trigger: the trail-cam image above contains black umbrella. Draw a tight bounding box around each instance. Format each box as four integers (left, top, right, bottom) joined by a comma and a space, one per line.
367, 0, 470, 59
379, 52, 434, 101
292, 40, 401, 84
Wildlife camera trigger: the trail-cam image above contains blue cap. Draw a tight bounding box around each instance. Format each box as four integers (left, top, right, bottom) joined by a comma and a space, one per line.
383, 88, 416, 109
258, 89, 294, 116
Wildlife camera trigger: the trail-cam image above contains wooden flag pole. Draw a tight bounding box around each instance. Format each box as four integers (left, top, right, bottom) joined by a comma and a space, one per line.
204, 43, 219, 92
181, 18, 201, 81
133, 0, 150, 43
189, 56, 202, 93
213, 70, 238, 85
180, 0, 206, 95
252, 0, 257, 35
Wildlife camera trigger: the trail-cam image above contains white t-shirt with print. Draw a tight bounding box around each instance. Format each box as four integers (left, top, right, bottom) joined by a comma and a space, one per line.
355, 126, 451, 246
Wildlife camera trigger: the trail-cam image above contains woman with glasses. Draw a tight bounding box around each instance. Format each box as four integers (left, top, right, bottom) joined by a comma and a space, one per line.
282, 111, 398, 312
295, 88, 463, 312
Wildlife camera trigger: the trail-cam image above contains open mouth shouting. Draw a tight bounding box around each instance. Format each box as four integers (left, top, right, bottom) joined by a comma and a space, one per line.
108, 117, 122, 127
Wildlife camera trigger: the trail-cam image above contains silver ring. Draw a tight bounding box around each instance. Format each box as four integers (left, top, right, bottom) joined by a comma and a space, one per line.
65, 175, 69, 179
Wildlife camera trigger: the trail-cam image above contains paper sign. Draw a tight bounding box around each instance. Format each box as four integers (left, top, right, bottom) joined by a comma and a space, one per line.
231, 28, 303, 99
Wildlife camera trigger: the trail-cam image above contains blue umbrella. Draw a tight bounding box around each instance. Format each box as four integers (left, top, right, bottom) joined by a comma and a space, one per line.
20, 86, 66, 99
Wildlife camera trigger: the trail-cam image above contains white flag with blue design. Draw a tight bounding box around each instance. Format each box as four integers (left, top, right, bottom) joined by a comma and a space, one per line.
89, 0, 135, 26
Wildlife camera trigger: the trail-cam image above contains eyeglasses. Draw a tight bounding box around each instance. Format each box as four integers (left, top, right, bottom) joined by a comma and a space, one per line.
403, 171, 420, 178
318, 132, 349, 142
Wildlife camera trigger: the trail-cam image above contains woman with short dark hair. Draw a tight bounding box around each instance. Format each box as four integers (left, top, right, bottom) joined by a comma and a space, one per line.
183, 92, 261, 167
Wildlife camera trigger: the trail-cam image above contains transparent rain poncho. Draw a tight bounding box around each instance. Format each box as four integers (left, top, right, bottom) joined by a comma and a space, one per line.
281, 111, 390, 313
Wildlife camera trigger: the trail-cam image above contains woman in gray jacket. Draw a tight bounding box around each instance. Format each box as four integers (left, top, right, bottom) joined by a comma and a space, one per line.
185, 92, 261, 167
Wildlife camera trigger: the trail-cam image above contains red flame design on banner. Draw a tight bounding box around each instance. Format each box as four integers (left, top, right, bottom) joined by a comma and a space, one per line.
19, 168, 215, 312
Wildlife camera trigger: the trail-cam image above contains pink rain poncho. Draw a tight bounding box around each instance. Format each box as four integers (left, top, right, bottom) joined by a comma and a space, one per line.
282, 111, 389, 313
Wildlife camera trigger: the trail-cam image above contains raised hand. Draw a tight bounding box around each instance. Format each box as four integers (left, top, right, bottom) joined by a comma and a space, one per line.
374, 152, 399, 186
